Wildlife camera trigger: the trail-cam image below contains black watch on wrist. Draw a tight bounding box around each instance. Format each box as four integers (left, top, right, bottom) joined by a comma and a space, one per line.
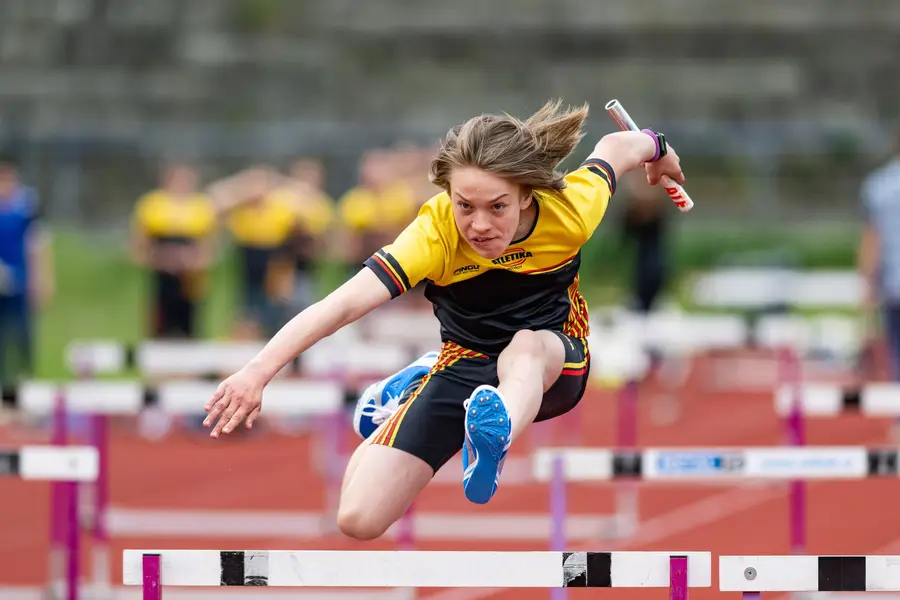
642, 128, 668, 162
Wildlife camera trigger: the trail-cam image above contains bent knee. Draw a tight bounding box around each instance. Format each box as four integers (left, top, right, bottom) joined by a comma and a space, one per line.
507, 329, 545, 354
336, 504, 391, 541
506, 329, 562, 361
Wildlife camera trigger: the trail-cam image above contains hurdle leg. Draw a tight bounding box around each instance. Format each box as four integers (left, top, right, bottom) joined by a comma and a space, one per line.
779, 347, 806, 554
65, 479, 80, 600
142, 553, 161, 600
49, 391, 68, 600
669, 555, 687, 600
614, 380, 639, 538
90, 414, 111, 597
743, 593, 761, 600
549, 454, 567, 600
322, 408, 345, 535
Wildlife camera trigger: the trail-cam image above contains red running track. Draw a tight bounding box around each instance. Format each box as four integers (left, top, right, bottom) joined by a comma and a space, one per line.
0, 374, 897, 600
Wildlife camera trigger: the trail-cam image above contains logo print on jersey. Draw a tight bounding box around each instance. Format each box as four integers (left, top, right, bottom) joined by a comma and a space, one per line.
453, 264, 480, 276
491, 247, 533, 268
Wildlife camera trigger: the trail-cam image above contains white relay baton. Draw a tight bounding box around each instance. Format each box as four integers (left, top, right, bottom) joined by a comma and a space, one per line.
605, 99, 694, 213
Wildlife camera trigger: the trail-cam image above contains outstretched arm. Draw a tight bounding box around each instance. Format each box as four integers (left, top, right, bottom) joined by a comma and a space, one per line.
204, 267, 391, 437
245, 267, 390, 382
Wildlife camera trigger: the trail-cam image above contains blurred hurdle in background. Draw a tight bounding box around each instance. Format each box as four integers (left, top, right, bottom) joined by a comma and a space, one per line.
773, 382, 900, 558
1, 444, 99, 600
123, 549, 711, 600
5, 372, 344, 598
720, 555, 900, 598
533, 443, 900, 594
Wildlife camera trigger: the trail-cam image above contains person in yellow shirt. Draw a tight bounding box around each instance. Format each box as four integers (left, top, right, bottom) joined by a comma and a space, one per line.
131, 162, 217, 339
205, 166, 294, 338
208, 163, 335, 337
203, 99, 686, 538
337, 150, 418, 274
280, 159, 335, 314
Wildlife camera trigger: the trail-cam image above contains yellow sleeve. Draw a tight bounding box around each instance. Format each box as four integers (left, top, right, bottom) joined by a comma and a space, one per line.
563, 158, 617, 240
363, 200, 449, 298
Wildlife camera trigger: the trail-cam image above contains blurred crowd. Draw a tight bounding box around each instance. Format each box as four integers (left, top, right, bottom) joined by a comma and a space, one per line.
129, 143, 438, 343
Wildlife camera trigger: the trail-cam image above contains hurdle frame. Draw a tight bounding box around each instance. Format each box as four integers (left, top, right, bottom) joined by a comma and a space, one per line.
720, 555, 900, 598
125, 549, 709, 599
1, 444, 99, 600
533, 444, 900, 558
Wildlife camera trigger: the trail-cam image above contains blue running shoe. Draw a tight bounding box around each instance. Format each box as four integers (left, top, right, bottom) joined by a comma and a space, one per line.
462, 384, 512, 504
352, 351, 439, 439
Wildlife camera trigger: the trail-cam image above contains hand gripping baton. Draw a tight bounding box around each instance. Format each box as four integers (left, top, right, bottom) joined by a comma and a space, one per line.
605, 99, 694, 212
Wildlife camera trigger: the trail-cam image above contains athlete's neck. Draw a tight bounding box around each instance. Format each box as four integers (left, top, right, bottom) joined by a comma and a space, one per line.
512, 198, 538, 241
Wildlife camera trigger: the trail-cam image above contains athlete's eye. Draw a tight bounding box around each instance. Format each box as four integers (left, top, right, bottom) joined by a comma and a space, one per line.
492, 204, 506, 212
456, 201, 471, 211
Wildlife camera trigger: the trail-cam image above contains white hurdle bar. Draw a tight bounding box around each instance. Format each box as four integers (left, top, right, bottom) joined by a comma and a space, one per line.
124, 549, 710, 600
720, 555, 900, 597
6, 378, 344, 597
2, 445, 99, 600
774, 383, 900, 417
532, 446, 900, 563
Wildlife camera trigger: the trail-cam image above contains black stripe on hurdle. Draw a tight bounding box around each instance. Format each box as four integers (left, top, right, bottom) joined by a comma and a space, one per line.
562, 552, 612, 587
612, 451, 642, 477
842, 388, 862, 411
220, 551, 269, 586
1, 385, 17, 406
867, 449, 899, 475
818, 556, 866, 591
0, 451, 20, 477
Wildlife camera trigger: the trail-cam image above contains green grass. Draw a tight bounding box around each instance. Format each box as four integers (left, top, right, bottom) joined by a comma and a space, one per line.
31, 222, 863, 379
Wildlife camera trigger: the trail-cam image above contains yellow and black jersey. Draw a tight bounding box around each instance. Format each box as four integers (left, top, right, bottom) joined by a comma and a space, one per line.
364, 158, 616, 355
132, 190, 217, 246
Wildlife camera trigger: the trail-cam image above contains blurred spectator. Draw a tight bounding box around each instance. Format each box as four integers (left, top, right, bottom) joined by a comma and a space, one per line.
130, 162, 217, 339
336, 149, 417, 276
619, 172, 669, 314
392, 141, 435, 202
859, 123, 900, 380
208, 162, 335, 338
207, 166, 293, 338
0, 155, 53, 384
279, 158, 335, 316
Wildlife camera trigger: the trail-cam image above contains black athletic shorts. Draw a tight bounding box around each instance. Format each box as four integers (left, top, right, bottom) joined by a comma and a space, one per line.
370, 331, 590, 472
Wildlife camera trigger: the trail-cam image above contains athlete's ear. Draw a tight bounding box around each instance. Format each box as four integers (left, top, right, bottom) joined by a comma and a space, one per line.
518, 187, 533, 209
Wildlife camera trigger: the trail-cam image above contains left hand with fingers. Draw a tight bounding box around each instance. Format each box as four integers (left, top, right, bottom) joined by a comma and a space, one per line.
644, 138, 685, 188
203, 365, 268, 438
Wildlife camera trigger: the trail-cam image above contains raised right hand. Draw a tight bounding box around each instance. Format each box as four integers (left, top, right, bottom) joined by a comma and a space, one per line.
645, 144, 686, 187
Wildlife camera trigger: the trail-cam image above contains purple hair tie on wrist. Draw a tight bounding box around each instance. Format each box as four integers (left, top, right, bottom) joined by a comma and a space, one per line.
642, 128, 661, 162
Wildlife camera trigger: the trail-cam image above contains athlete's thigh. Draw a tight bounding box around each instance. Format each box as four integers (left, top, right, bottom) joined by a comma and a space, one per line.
370, 345, 497, 472
535, 332, 591, 422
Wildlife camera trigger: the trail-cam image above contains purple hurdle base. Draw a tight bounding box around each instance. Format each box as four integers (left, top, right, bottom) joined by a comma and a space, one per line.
742, 593, 762, 600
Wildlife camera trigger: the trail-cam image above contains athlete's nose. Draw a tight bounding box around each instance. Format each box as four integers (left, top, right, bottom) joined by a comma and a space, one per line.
470, 215, 492, 235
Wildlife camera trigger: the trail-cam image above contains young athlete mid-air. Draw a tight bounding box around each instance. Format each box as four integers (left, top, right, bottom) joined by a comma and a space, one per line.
203, 99, 686, 541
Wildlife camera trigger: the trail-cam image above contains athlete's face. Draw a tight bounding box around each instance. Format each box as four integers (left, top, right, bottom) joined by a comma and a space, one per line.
450, 167, 532, 259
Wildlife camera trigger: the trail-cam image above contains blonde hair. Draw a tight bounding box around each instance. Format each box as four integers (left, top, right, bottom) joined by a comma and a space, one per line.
429, 99, 589, 193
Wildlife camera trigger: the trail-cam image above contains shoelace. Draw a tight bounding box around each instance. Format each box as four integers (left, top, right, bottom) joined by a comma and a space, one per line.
360, 395, 402, 425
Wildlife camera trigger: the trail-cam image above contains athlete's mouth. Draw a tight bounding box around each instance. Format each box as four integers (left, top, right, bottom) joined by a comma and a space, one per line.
470, 237, 494, 246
